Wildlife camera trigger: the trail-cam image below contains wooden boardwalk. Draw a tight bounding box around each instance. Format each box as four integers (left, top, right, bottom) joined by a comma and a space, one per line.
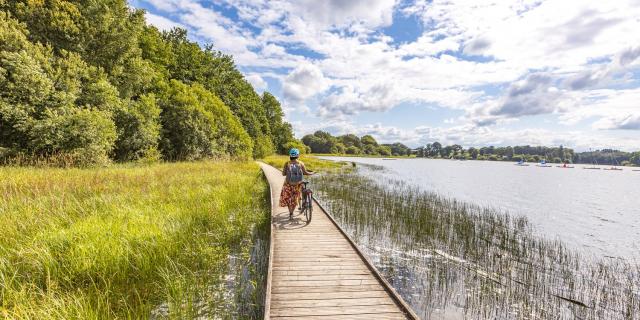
259, 162, 418, 320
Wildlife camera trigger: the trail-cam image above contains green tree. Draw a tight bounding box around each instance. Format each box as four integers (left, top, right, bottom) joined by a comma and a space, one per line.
262, 92, 295, 154
345, 146, 361, 154
360, 135, 378, 146
0, 12, 119, 164
339, 134, 362, 149
384, 142, 410, 156
157, 80, 252, 160
377, 145, 392, 156
302, 131, 336, 154
113, 94, 161, 161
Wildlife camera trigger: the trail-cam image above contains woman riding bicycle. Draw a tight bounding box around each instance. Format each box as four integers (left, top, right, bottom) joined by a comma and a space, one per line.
279, 148, 314, 220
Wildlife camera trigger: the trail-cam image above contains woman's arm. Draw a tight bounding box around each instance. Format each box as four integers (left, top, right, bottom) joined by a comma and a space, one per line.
301, 162, 314, 175
282, 161, 288, 176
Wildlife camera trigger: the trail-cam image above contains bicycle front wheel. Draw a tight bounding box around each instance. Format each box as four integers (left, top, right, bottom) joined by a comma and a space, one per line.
306, 194, 313, 223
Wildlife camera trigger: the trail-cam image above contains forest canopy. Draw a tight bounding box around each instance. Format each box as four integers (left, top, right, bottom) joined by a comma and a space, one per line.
0, 1, 297, 165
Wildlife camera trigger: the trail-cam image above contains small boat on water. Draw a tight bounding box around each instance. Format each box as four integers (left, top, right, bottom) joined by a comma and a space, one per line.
583, 167, 601, 170
556, 164, 575, 168
536, 160, 552, 167
515, 160, 529, 166
603, 167, 623, 171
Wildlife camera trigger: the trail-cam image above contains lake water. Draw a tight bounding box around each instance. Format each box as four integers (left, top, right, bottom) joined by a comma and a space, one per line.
320, 157, 640, 260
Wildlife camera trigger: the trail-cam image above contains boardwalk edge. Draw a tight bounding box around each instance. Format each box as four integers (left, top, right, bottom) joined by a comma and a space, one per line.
313, 197, 421, 320
259, 162, 275, 320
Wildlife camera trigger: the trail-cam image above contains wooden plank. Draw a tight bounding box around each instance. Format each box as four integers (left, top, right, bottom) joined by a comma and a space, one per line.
270, 305, 402, 317
272, 259, 365, 265
273, 249, 359, 254
272, 279, 381, 287
273, 269, 371, 276
271, 290, 389, 301
273, 253, 361, 259
271, 284, 384, 294
273, 257, 363, 263
271, 312, 406, 320
272, 265, 370, 271
271, 297, 395, 309
272, 263, 366, 268
273, 274, 375, 281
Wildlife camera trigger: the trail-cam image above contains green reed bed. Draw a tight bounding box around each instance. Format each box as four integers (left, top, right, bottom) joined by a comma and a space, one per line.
311, 166, 639, 319
0, 161, 269, 319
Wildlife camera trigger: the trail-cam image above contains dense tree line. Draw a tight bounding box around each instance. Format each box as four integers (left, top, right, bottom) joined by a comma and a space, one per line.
0, 1, 297, 165
415, 142, 640, 166
301, 131, 411, 156
573, 149, 640, 166
302, 132, 640, 165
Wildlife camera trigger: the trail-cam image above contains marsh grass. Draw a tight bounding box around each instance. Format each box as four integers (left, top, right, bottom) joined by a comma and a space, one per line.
0, 161, 269, 319
312, 166, 639, 319
261, 155, 347, 172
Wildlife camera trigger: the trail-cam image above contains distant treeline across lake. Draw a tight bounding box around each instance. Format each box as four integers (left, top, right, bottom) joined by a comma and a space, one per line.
300, 130, 640, 166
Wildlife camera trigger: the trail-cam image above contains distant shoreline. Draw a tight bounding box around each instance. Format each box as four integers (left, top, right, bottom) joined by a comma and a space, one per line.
315, 154, 640, 167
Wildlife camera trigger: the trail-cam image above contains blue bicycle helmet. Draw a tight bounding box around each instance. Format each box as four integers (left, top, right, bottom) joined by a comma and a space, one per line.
289, 148, 300, 157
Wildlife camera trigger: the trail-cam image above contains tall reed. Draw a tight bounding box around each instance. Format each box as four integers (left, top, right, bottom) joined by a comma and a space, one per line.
312, 166, 639, 319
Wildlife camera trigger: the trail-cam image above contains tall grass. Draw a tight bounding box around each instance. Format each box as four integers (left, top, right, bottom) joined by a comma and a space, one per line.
261, 155, 347, 172
312, 165, 639, 319
0, 161, 269, 319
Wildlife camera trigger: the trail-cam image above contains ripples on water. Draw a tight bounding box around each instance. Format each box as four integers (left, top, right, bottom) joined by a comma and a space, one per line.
321, 157, 640, 259
311, 163, 639, 319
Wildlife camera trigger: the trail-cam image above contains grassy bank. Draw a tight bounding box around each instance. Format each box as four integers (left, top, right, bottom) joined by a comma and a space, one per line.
0, 161, 269, 319
311, 166, 639, 319
261, 155, 347, 172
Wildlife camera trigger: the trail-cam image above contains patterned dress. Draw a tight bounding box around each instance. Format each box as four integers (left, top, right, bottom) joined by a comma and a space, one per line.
279, 160, 306, 210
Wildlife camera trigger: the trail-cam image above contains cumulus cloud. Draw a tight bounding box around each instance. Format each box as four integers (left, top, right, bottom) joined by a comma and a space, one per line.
594, 114, 640, 130
619, 47, 640, 66
478, 73, 564, 119
145, 12, 184, 31
283, 63, 329, 107
245, 74, 267, 92
565, 46, 640, 90
560, 10, 623, 48
289, 0, 397, 29
133, 0, 640, 150
462, 37, 491, 56
318, 83, 397, 118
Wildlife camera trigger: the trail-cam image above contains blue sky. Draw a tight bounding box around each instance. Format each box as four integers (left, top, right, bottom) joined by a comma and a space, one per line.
129, 0, 640, 151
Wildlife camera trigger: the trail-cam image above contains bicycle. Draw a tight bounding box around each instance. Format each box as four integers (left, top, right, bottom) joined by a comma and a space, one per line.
300, 181, 313, 223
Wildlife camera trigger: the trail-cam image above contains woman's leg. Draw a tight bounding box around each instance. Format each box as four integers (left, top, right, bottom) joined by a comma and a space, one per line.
288, 204, 295, 219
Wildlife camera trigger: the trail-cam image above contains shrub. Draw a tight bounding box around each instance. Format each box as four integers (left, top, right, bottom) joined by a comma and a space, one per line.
282, 140, 308, 155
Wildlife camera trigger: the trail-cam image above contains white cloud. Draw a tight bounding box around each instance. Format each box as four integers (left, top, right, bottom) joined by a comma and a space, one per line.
135, 0, 640, 150
408, 0, 640, 70
289, 0, 397, 30
594, 114, 640, 130
145, 12, 184, 31
245, 74, 267, 92
283, 62, 329, 107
